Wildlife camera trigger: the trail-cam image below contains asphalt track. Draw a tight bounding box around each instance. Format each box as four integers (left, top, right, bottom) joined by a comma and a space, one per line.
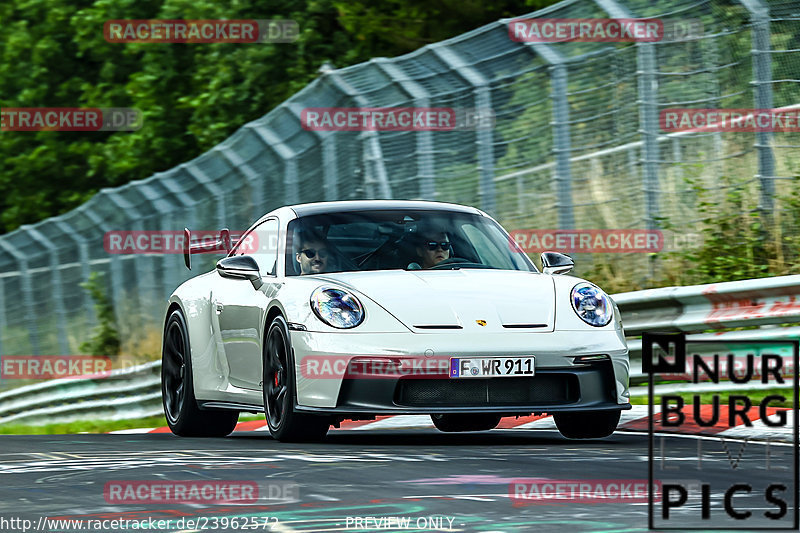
0, 426, 796, 533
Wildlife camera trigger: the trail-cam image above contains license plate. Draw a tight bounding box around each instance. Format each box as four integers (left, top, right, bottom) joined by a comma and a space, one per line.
449, 357, 534, 378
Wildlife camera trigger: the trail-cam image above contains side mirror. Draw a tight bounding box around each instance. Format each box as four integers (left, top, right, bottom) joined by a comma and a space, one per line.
541, 251, 574, 275
216, 255, 262, 289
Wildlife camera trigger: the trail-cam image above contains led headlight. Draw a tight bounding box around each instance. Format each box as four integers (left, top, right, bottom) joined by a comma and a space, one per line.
570, 282, 613, 327
310, 287, 365, 329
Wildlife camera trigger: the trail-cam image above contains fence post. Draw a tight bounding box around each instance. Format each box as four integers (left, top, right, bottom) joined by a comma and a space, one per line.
218, 146, 267, 222
285, 103, 340, 202
105, 190, 155, 329
375, 59, 435, 200
671, 137, 683, 193
430, 44, 496, 215
321, 134, 340, 201
740, 0, 775, 215
0, 240, 39, 354
183, 164, 228, 227
322, 70, 393, 199
0, 275, 5, 355
52, 219, 96, 336
550, 63, 575, 229
80, 206, 125, 337
596, 0, 661, 231
25, 228, 69, 355
159, 174, 200, 302
134, 181, 190, 305
637, 45, 661, 230
251, 125, 300, 205
527, 43, 574, 229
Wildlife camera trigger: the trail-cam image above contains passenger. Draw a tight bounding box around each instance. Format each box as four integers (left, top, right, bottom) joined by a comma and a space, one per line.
296, 232, 329, 275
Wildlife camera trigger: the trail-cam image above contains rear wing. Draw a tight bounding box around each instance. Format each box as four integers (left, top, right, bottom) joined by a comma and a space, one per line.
183, 228, 233, 270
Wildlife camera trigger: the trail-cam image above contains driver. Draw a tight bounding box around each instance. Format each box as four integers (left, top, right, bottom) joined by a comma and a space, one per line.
408, 229, 452, 269
296, 231, 329, 275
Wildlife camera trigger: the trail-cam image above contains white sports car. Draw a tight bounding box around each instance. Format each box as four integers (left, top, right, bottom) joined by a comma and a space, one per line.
161, 200, 630, 442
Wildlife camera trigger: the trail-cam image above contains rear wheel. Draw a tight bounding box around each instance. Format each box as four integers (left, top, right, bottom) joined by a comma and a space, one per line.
430, 414, 501, 432
263, 315, 330, 442
553, 410, 620, 439
161, 309, 239, 437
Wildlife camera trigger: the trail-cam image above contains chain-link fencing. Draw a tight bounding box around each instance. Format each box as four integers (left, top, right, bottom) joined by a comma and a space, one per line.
1, 0, 798, 373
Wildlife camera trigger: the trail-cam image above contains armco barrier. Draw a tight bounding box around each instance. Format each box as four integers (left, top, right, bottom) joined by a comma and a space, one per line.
613, 275, 800, 336
1, 275, 799, 426
0, 361, 161, 425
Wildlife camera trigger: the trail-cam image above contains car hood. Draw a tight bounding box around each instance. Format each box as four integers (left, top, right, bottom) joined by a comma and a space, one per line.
312, 269, 556, 332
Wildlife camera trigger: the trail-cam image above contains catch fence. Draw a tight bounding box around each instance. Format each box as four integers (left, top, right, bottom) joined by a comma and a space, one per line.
1, 0, 799, 364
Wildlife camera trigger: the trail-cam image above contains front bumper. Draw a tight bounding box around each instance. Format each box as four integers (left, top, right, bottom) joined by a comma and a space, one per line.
296, 363, 629, 416
291, 329, 630, 412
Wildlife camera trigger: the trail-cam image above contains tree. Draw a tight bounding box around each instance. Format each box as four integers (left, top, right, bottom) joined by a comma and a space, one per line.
0, 0, 557, 233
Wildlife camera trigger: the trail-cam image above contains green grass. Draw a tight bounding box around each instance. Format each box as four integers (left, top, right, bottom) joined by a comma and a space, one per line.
632, 388, 796, 408
0, 413, 264, 435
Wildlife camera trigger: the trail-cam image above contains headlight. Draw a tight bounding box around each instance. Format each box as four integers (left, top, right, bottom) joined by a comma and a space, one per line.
570, 282, 613, 327
310, 287, 365, 329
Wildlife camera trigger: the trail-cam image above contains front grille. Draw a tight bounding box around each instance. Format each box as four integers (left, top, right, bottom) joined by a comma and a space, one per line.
395, 374, 577, 407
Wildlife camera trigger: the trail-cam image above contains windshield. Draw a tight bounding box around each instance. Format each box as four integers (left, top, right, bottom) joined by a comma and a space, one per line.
285, 209, 537, 276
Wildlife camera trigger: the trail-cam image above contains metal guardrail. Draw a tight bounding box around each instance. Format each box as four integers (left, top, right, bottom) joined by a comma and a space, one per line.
0, 361, 161, 426
1, 276, 799, 426
613, 275, 800, 336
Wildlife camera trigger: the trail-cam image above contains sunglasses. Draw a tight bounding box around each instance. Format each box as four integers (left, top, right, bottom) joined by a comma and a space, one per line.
299, 248, 328, 259
425, 241, 451, 251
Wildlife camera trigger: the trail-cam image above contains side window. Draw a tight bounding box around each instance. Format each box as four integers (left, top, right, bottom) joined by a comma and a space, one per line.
235, 219, 279, 276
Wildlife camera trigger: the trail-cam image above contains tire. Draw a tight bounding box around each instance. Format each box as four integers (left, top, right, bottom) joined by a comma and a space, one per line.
553, 410, 620, 439
161, 308, 239, 437
263, 315, 330, 442
430, 414, 501, 432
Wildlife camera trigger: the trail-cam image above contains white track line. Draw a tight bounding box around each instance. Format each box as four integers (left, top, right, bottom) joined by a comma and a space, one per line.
619, 404, 660, 425
514, 417, 557, 430
717, 411, 796, 442
348, 415, 434, 430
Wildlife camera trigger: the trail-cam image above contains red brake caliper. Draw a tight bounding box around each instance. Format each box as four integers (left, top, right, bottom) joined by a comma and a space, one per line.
274, 372, 279, 387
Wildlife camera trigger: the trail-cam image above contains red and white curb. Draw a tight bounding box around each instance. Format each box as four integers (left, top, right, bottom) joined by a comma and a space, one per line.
110, 405, 795, 442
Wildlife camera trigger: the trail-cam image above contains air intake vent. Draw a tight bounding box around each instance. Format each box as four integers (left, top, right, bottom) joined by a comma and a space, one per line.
502, 324, 548, 329
395, 375, 577, 406
413, 325, 462, 329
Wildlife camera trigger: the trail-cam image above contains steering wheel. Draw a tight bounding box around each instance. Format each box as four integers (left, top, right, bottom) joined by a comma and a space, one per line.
428, 257, 471, 269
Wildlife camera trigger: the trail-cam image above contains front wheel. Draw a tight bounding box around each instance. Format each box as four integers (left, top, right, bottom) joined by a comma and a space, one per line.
161, 309, 239, 437
553, 410, 620, 439
263, 315, 330, 442
430, 414, 501, 432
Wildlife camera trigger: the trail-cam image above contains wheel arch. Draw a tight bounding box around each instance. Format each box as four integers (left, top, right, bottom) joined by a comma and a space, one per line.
261, 303, 288, 386
265, 304, 285, 334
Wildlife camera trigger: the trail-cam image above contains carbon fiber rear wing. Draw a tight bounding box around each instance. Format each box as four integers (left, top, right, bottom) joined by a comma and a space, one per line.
183, 228, 232, 270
